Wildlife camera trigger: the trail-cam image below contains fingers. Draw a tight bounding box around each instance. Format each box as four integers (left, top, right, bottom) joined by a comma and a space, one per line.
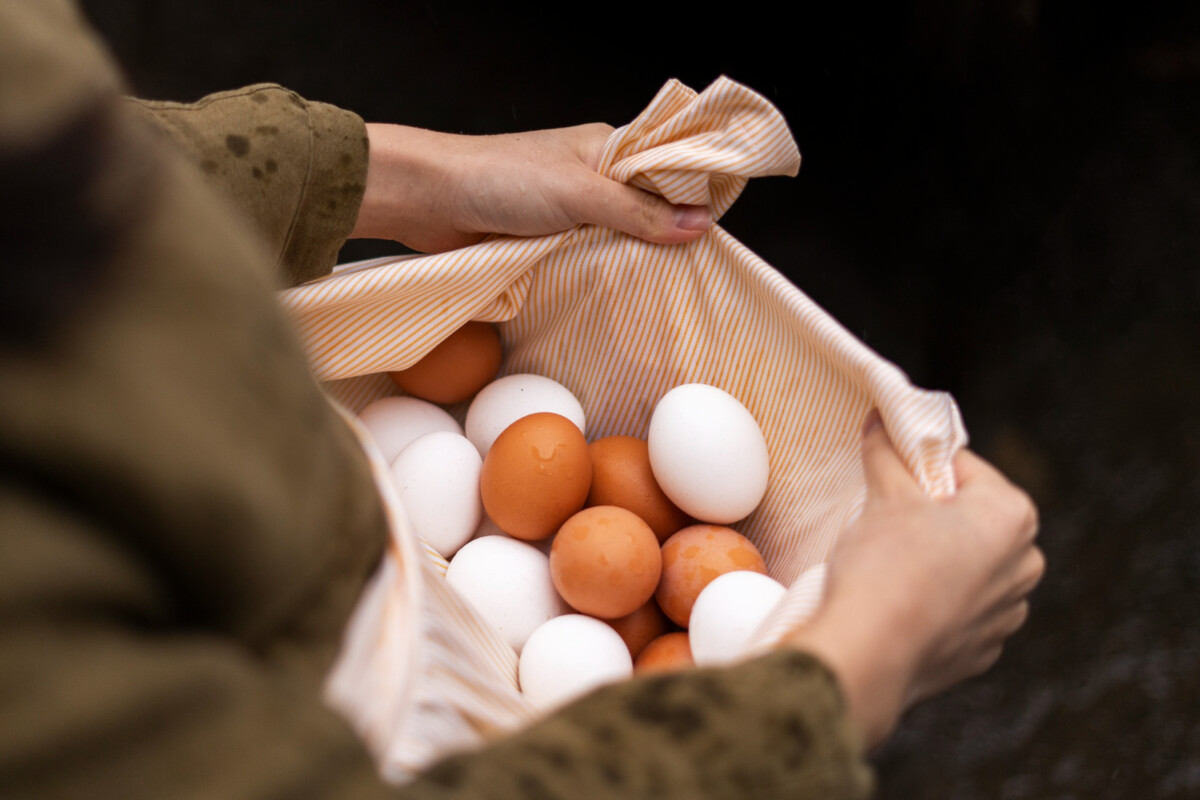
574, 177, 712, 244
953, 447, 1041, 551
564, 123, 713, 244
952, 446, 1005, 489
1005, 546, 1046, 604
860, 410, 921, 501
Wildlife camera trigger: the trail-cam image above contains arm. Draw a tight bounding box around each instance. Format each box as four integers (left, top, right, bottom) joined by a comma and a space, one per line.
130, 100, 713, 288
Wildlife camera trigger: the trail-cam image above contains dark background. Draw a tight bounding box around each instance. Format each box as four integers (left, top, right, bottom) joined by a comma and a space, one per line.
81, 2, 1199, 797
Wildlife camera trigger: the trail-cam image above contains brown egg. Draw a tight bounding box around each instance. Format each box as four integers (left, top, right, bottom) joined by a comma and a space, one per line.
480, 413, 591, 541
656, 525, 767, 628
550, 506, 662, 619
634, 632, 694, 675
389, 321, 502, 404
586, 436, 691, 543
605, 598, 671, 660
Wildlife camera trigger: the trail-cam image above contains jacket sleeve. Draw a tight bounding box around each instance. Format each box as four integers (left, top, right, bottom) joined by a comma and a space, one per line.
0, 485, 872, 800
126, 84, 368, 287
403, 650, 875, 800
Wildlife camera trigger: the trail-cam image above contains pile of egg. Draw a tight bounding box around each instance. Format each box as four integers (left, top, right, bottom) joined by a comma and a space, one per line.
359, 322, 788, 710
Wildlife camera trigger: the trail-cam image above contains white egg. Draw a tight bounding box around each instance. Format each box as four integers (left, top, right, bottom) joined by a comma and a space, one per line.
519, 615, 633, 710
388, 431, 481, 558
445, 536, 568, 653
688, 571, 787, 666
464, 374, 586, 456
358, 396, 462, 465
647, 383, 769, 524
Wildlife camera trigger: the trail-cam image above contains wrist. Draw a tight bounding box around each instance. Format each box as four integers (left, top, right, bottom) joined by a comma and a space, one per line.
350, 124, 469, 252
783, 601, 919, 748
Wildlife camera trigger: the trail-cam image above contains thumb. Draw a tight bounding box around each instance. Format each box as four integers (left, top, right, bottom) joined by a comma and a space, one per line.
574, 176, 712, 244
860, 410, 921, 501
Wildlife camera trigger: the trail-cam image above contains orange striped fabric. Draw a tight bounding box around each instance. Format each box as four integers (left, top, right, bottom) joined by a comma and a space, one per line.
290, 77, 967, 781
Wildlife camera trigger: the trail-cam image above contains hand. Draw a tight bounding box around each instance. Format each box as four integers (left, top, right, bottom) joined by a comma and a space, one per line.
786, 412, 1044, 748
349, 122, 712, 253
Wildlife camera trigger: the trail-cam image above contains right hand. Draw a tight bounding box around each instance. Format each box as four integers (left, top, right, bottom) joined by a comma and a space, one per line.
785, 412, 1044, 748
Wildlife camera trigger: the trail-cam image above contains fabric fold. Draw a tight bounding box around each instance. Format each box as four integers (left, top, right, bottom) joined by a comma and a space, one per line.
290, 76, 967, 781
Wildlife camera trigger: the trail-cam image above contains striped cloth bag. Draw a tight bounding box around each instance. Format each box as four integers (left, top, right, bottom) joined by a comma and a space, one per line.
280, 76, 967, 782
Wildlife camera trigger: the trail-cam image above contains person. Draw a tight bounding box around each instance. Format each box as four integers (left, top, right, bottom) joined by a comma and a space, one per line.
0, 1, 1043, 798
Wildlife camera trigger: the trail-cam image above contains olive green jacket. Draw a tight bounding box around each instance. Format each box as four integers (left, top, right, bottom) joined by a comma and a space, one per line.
0, 2, 872, 798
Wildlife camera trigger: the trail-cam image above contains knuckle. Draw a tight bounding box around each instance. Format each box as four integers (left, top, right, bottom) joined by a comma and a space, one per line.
966, 645, 1004, 680
1025, 547, 1047, 588
1009, 600, 1031, 632
635, 191, 667, 232
999, 484, 1039, 540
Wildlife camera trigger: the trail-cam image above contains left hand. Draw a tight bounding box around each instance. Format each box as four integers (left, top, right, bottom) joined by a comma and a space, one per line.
349, 122, 712, 252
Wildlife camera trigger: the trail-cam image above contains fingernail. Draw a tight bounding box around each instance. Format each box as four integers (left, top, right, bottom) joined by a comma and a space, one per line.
862, 410, 883, 436
674, 206, 712, 231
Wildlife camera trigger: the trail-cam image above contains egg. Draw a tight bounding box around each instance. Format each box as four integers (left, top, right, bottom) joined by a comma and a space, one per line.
519, 615, 633, 710
586, 436, 691, 543
605, 599, 671, 660
465, 374, 586, 456
688, 571, 787, 666
655, 524, 767, 627
549, 506, 662, 619
648, 383, 769, 524
479, 412, 591, 541
633, 632, 695, 675
388, 431, 483, 558
389, 321, 502, 404
445, 536, 568, 654
357, 396, 462, 465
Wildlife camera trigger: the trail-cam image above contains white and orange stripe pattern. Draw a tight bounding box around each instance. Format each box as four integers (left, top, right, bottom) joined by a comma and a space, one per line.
290, 77, 967, 781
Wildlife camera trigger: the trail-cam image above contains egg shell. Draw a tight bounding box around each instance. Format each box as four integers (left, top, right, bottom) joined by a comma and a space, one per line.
550, 506, 662, 619
647, 383, 769, 524
358, 396, 462, 465
519, 615, 633, 710
388, 431, 482, 558
586, 436, 691, 543
656, 524, 768, 628
465, 374, 586, 456
634, 632, 695, 675
688, 571, 787, 666
389, 321, 502, 404
445, 536, 568, 654
605, 599, 671, 660
480, 412, 591, 541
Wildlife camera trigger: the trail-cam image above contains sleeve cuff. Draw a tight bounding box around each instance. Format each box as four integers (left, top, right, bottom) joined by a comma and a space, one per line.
282, 96, 368, 285
125, 84, 369, 287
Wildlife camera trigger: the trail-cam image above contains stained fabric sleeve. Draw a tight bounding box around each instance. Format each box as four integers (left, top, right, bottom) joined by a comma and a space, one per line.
126, 84, 369, 287
402, 651, 875, 800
